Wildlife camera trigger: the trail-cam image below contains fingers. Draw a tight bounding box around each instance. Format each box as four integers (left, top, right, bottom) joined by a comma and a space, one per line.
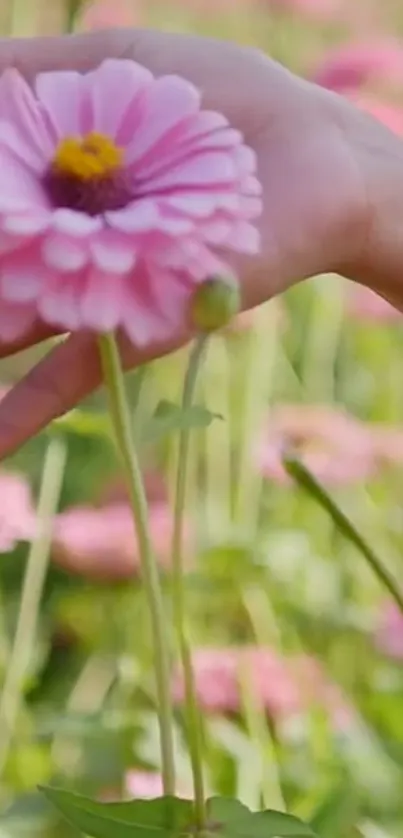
0, 29, 135, 77
0, 330, 187, 461
0, 28, 275, 132
0, 320, 57, 360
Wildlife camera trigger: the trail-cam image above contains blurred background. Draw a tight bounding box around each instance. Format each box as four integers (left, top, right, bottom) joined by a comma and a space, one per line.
1, 1, 403, 837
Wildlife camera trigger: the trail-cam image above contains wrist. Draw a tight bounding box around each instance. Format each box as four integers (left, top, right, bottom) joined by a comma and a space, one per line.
333, 94, 403, 308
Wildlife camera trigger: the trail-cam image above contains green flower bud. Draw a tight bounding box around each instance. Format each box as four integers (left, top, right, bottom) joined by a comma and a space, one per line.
190, 276, 241, 332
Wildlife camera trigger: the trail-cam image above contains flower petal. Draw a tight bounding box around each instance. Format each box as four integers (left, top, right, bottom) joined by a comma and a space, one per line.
0, 253, 50, 302
0, 148, 49, 210
125, 76, 201, 167
42, 234, 88, 272
79, 268, 124, 331
85, 59, 153, 138
0, 69, 54, 170
106, 201, 159, 233
52, 208, 103, 237
90, 239, 136, 274
137, 152, 236, 193
0, 300, 36, 343
35, 70, 88, 138
38, 271, 84, 331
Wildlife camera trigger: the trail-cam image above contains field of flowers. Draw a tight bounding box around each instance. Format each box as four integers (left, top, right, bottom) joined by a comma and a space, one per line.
1, 1, 403, 837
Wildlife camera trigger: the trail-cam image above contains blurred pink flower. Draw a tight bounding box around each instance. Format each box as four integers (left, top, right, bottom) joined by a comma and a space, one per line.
375, 602, 403, 661
347, 286, 402, 322
0, 471, 36, 551
172, 646, 352, 727
256, 405, 376, 486
0, 60, 261, 345
268, 0, 343, 20
98, 470, 167, 506
79, 0, 139, 29
125, 770, 191, 799
312, 40, 403, 93
52, 502, 193, 580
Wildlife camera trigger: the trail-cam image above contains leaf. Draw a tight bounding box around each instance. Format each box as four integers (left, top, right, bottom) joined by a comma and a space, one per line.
206, 798, 318, 838
40, 787, 193, 838
283, 453, 403, 614
309, 783, 358, 838
40, 789, 317, 838
51, 409, 111, 440
142, 399, 221, 444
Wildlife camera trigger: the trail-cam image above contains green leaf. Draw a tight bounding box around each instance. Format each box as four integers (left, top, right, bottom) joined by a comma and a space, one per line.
283, 453, 403, 614
205, 798, 318, 838
40, 789, 317, 838
309, 783, 358, 838
142, 399, 222, 444
40, 787, 193, 838
51, 409, 111, 440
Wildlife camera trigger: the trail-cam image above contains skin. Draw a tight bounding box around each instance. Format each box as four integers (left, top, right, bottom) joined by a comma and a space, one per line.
0, 27, 402, 457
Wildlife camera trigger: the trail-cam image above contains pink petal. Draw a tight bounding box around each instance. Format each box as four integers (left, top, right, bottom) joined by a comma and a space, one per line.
0, 148, 49, 211
122, 265, 174, 345
223, 221, 260, 253
162, 192, 239, 217
106, 201, 159, 233
52, 208, 103, 237
90, 239, 136, 274
137, 125, 242, 182
138, 152, 236, 193
84, 59, 153, 138
0, 69, 54, 170
233, 145, 257, 176
147, 266, 189, 324
0, 252, 50, 302
125, 76, 201, 167
35, 70, 88, 138
79, 268, 124, 331
2, 214, 49, 235
0, 300, 36, 342
200, 219, 233, 245
241, 176, 263, 196
38, 272, 84, 331
42, 234, 88, 272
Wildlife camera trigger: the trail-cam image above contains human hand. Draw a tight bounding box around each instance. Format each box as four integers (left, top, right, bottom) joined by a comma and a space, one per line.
0, 27, 400, 457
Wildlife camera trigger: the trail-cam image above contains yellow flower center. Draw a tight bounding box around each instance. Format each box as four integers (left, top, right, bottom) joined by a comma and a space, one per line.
52, 132, 123, 182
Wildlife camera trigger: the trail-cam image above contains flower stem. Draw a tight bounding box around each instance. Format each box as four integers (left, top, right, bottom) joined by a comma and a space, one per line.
0, 437, 67, 778
98, 333, 176, 796
171, 337, 207, 828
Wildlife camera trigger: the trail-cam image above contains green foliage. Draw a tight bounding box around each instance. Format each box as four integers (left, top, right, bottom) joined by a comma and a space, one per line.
41, 788, 317, 838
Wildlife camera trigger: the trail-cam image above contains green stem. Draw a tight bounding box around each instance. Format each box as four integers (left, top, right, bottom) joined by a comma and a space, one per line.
0, 438, 67, 777
171, 337, 207, 828
284, 454, 403, 613
98, 333, 176, 795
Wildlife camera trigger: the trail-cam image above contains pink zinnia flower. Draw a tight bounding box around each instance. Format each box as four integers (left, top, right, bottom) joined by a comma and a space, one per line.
256, 405, 376, 486
312, 40, 403, 93
0, 61, 260, 345
171, 646, 352, 728
0, 471, 36, 551
52, 501, 193, 580
375, 602, 403, 661
347, 286, 402, 322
